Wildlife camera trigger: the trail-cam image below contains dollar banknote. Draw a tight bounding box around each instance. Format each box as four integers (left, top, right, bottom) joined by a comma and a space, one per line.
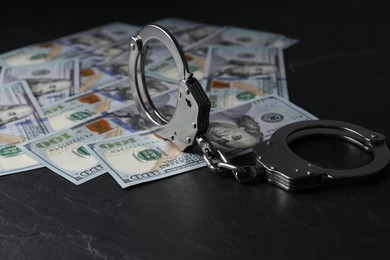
22, 89, 179, 185
44, 76, 179, 130
0, 81, 52, 176
206, 95, 317, 154
187, 26, 297, 59
79, 39, 129, 69
80, 66, 126, 92
145, 57, 202, 82
204, 45, 288, 110
86, 133, 200, 188
153, 17, 220, 49
21, 110, 140, 185
90, 40, 170, 75
0, 58, 80, 107
0, 22, 140, 67
95, 58, 129, 78
57, 22, 140, 52
0, 42, 82, 67
146, 26, 297, 81
86, 95, 316, 188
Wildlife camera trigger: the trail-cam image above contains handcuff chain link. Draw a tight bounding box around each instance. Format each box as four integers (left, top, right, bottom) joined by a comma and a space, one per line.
196, 135, 264, 183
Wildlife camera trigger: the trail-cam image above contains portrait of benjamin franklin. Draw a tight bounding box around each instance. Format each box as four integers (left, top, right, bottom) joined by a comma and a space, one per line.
26, 78, 72, 96
68, 33, 114, 48
0, 105, 34, 126
206, 115, 263, 150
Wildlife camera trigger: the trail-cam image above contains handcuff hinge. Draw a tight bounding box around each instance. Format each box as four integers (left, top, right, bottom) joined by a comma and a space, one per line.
196, 135, 264, 183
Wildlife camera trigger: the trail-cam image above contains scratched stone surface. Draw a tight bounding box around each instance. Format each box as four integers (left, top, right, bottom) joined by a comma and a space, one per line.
1, 1, 390, 259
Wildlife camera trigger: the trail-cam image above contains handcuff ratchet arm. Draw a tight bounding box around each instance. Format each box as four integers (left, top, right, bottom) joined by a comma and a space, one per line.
128, 24, 210, 151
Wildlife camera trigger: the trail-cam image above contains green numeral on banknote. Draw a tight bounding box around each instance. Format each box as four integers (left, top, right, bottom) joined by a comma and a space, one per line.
0, 146, 22, 157
45, 105, 65, 115
68, 111, 92, 122
98, 137, 137, 149
35, 133, 71, 148
236, 92, 256, 100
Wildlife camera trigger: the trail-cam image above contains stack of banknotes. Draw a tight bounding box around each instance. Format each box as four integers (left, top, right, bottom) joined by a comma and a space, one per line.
0, 18, 317, 188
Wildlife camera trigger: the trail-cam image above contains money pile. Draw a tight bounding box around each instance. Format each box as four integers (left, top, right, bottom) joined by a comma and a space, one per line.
0, 18, 317, 187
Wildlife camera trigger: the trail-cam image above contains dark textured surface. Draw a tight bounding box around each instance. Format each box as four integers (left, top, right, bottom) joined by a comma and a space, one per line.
1, 1, 390, 259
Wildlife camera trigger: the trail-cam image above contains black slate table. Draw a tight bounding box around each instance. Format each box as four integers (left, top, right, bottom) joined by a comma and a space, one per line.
1, 1, 390, 259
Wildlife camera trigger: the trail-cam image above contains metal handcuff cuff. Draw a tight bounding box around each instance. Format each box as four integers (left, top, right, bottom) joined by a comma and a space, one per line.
128, 24, 390, 191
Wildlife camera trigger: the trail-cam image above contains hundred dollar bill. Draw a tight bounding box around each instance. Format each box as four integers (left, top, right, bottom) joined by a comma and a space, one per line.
0, 42, 82, 67
146, 26, 296, 81
0, 81, 52, 176
80, 39, 129, 69
0, 22, 139, 67
206, 95, 317, 155
80, 66, 126, 92
96, 58, 129, 78
86, 133, 201, 188
58, 22, 140, 52
92, 41, 170, 76
86, 95, 316, 188
153, 17, 220, 49
22, 89, 179, 185
188, 26, 297, 59
83, 37, 171, 67
204, 45, 288, 110
207, 80, 270, 111
44, 76, 178, 130
0, 58, 80, 107
146, 57, 202, 82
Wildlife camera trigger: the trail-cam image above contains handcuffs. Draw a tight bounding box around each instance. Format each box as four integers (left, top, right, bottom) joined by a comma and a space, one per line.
128, 24, 390, 191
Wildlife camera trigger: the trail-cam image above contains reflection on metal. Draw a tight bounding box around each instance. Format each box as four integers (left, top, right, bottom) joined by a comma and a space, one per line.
254, 120, 390, 191
128, 24, 210, 151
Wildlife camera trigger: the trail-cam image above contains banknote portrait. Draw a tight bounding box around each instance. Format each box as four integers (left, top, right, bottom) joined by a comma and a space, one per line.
190, 37, 235, 57
0, 104, 33, 127
207, 102, 264, 150
103, 83, 133, 100
188, 30, 239, 57
0, 49, 48, 66
99, 62, 128, 76
93, 43, 127, 59
80, 41, 129, 68
0, 43, 71, 67
108, 88, 176, 132
98, 78, 170, 101
110, 109, 149, 131
174, 26, 217, 44
145, 78, 170, 96
26, 78, 72, 96
211, 64, 277, 80
68, 33, 114, 49
207, 52, 277, 79
207, 115, 263, 150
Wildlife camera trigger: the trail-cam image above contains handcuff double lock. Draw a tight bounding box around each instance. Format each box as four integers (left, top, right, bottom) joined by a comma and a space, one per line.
128, 24, 390, 191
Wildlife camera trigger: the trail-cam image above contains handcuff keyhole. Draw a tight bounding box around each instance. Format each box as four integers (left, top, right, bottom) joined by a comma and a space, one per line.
185, 98, 192, 107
